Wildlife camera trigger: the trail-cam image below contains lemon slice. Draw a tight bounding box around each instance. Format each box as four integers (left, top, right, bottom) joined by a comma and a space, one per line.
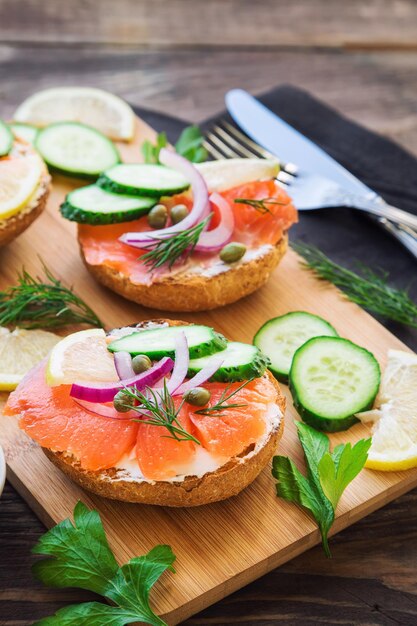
357, 350, 417, 471
196, 158, 280, 192
46, 328, 118, 386
0, 327, 60, 391
14, 87, 135, 142
0, 154, 43, 220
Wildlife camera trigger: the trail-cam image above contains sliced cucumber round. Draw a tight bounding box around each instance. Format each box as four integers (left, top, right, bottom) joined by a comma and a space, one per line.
0, 120, 13, 156
10, 122, 39, 145
289, 336, 380, 432
108, 325, 227, 360
60, 185, 157, 225
35, 122, 120, 179
98, 164, 190, 197
254, 311, 339, 383
188, 342, 270, 382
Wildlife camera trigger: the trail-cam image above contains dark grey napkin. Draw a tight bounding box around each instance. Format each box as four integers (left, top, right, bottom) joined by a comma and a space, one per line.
133, 85, 417, 349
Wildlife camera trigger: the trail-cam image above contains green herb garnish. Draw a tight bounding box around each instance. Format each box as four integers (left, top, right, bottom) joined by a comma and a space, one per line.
141, 214, 212, 272
123, 380, 200, 444
273, 422, 371, 557
194, 379, 250, 416
32, 501, 175, 625
0, 264, 102, 329
142, 126, 208, 164
293, 242, 417, 329
234, 197, 284, 214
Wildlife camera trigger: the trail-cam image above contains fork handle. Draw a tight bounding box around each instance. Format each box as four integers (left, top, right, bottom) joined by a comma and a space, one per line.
349, 196, 417, 231
372, 215, 417, 259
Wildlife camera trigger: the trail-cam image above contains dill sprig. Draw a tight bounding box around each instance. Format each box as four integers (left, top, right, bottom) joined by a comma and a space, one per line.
0, 264, 102, 329
122, 380, 201, 444
141, 214, 212, 272
293, 242, 417, 328
234, 197, 284, 214
194, 380, 251, 416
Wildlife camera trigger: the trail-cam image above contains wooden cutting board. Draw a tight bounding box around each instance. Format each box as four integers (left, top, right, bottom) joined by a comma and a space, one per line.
1, 116, 417, 625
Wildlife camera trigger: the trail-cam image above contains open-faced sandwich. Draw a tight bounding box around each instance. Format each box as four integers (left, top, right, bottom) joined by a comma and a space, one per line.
61, 150, 297, 311
0, 121, 50, 247
4, 320, 285, 506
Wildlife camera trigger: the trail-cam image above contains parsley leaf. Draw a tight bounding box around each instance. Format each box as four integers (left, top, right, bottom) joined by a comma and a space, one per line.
142, 131, 168, 164
318, 438, 371, 510
272, 422, 370, 557
142, 126, 208, 164
32, 502, 175, 626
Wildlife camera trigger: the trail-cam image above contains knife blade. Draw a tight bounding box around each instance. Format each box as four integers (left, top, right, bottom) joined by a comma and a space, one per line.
225, 88, 378, 200
225, 88, 417, 258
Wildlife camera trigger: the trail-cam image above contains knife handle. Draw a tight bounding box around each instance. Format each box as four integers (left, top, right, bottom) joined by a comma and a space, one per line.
373, 216, 417, 259
349, 195, 417, 233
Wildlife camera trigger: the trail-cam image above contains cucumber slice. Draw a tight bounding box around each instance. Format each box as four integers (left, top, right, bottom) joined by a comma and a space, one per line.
10, 123, 39, 145
98, 164, 190, 197
35, 122, 120, 179
188, 342, 270, 382
289, 336, 380, 432
0, 120, 13, 156
108, 325, 227, 360
254, 311, 338, 383
60, 185, 157, 224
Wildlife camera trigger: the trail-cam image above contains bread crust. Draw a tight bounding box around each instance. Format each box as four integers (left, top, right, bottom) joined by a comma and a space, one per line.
0, 143, 50, 247
40, 317, 285, 506
43, 373, 285, 507
79, 232, 288, 312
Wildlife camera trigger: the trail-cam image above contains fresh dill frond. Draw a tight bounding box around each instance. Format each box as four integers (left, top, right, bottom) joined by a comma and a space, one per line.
0, 264, 102, 329
141, 214, 212, 272
293, 242, 417, 328
123, 380, 200, 444
234, 197, 284, 214
194, 379, 251, 416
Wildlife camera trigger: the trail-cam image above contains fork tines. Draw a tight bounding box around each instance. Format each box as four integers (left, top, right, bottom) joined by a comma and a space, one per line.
204, 119, 298, 179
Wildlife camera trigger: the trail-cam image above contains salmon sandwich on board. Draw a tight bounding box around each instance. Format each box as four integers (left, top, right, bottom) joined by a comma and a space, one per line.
4, 320, 285, 506
61, 148, 297, 311
0, 122, 50, 247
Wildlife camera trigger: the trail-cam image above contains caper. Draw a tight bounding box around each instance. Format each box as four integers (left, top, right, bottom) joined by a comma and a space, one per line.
183, 387, 211, 407
148, 204, 168, 229
132, 354, 152, 375
220, 242, 247, 264
113, 390, 135, 413
170, 204, 189, 224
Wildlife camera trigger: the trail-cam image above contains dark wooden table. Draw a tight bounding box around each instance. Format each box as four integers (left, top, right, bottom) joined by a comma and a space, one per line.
1, 3, 417, 623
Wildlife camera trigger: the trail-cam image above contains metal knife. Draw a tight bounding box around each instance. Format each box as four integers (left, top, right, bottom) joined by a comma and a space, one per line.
225, 88, 417, 258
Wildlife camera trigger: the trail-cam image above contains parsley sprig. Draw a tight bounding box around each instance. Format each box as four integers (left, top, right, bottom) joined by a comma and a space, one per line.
142, 214, 212, 272
123, 380, 200, 444
0, 264, 102, 329
32, 501, 175, 625
293, 242, 417, 328
142, 125, 208, 164
273, 422, 371, 557
194, 380, 250, 416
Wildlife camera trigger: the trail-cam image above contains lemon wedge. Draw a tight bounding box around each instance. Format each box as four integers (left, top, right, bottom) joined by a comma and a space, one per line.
14, 87, 135, 142
0, 154, 43, 220
196, 158, 280, 192
0, 327, 60, 391
357, 349, 417, 471
46, 328, 118, 386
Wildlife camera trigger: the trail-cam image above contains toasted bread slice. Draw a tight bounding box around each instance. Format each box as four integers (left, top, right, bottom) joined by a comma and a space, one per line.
80, 233, 288, 312
41, 318, 285, 506
0, 141, 50, 247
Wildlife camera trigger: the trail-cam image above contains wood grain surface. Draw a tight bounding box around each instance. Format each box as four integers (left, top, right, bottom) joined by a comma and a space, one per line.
1, 0, 417, 48
1, 114, 417, 625
1, 1, 417, 621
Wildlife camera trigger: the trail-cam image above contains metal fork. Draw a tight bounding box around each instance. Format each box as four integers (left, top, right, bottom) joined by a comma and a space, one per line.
204, 121, 417, 259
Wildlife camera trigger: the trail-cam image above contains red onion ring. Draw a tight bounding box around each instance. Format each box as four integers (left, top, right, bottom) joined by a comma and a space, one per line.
114, 351, 135, 380
166, 332, 189, 395
70, 356, 174, 403
73, 398, 136, 421
194, 193, 234, 252
175, 358, 224, 395
119, 148, 210, 248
